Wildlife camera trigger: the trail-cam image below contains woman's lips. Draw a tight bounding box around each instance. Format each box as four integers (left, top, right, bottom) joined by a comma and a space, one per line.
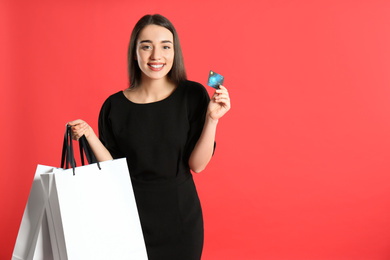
148, 63, 165, 71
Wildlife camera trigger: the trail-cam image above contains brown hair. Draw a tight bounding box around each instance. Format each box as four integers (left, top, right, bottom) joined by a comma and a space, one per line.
127, 14, 187, 89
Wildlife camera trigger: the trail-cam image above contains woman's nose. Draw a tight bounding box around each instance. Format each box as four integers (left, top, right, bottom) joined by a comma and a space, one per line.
150, 48, 161, 60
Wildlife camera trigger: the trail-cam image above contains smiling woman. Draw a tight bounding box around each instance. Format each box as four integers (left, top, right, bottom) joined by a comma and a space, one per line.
127, 14, 187, 90
136, 25, 174, 81
67, 13, 231, 260
124, 24, 177, 104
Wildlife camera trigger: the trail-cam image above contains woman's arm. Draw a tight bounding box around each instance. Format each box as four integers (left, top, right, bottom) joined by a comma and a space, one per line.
189, 85, 230, 173
188, 117, 218, 173
68, 119, 113, 162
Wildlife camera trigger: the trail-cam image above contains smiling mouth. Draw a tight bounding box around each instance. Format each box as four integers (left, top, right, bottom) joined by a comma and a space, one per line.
148, 63, 165, 71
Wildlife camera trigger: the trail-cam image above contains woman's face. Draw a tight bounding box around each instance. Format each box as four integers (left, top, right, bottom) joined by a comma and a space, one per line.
136, 25, 174, 82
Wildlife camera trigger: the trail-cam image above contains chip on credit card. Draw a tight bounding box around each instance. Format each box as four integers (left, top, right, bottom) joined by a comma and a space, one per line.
207, 70, 224, 89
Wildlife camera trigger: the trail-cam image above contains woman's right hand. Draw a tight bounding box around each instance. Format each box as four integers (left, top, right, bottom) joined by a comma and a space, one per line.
67, 119, 93, 141
67, 119, 113, 162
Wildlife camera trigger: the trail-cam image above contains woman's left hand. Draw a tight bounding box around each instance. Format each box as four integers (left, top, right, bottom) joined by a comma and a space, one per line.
207, 85, 231, 121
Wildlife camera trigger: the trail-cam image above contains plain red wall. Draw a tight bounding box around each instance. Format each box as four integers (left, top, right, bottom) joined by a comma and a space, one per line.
2, 0, 390, 259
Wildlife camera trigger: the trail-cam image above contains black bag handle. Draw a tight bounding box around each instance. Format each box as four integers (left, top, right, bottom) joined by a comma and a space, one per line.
61, 125, 101, 175
61, 125, 76, 174
79, 135, 101, 169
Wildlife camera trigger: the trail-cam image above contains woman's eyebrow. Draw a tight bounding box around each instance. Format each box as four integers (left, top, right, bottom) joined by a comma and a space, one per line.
139, 40, 173, 44
139, 40, 152, 44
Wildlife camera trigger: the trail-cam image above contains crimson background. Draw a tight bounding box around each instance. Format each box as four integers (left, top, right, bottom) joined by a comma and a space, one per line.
1, 0, 390, 259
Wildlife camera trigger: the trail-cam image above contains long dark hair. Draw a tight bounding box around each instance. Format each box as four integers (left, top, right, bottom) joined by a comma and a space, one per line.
127, 14, 187, 89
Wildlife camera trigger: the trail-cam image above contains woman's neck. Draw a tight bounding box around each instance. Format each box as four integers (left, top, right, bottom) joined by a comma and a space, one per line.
139, 76, 172, 92
126, 77, 177, 104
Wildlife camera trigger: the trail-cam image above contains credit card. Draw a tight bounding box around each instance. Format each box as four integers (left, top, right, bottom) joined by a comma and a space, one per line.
207, 70, 224, 89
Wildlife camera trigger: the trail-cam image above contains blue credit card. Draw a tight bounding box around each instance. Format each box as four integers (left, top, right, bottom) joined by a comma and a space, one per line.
207, 70, 224, 89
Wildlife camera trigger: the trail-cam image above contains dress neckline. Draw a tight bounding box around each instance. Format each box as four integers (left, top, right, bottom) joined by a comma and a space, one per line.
121, 83, 181, 105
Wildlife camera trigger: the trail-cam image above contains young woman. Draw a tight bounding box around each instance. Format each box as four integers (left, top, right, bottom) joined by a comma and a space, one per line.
68, 14, 230, 260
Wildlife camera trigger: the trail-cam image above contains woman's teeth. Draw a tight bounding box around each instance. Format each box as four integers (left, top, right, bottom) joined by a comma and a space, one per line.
149, 64, 164, 68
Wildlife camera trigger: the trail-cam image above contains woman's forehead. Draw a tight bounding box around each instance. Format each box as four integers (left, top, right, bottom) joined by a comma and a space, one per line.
137, 25, 173, 43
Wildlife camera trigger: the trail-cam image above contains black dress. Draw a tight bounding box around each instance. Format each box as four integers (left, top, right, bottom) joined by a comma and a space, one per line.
98, 80, 211, 260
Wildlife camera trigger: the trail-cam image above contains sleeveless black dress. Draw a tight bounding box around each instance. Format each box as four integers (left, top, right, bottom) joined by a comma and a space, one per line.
98, 80, 211, 260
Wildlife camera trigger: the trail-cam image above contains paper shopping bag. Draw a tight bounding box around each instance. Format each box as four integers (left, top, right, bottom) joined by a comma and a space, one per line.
12, 165, 56, 260
44, 158, 148, 260
13, 125, 148, 260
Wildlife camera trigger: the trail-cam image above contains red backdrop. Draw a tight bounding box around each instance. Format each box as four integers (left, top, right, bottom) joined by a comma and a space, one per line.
2, 0, 390, 259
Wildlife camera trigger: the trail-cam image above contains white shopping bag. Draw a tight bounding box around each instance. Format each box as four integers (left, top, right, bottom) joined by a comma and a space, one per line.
43, 158, 148, 260
13, 126, 148, 260
12, 165, 56, 260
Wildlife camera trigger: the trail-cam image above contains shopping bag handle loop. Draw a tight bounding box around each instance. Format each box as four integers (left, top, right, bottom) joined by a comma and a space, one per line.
61, 125, 76, 175
79, 136, 101, 170
61, 125, 101, 175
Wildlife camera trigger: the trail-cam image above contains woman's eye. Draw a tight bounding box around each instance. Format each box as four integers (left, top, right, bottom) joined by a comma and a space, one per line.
163, 46, 171, 50
141, 46, 151, 50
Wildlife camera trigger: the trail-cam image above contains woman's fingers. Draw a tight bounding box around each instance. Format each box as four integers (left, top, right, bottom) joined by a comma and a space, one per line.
207, 85, 231, 120
215, 97, 230, 104
67, 119, 90, 140
71, 126, 84, 140
213, 85, 230, 106
216, 85, 228, 94
215, 86, 229, 97
214, 92, 229, 100
67, 119, 85, 126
